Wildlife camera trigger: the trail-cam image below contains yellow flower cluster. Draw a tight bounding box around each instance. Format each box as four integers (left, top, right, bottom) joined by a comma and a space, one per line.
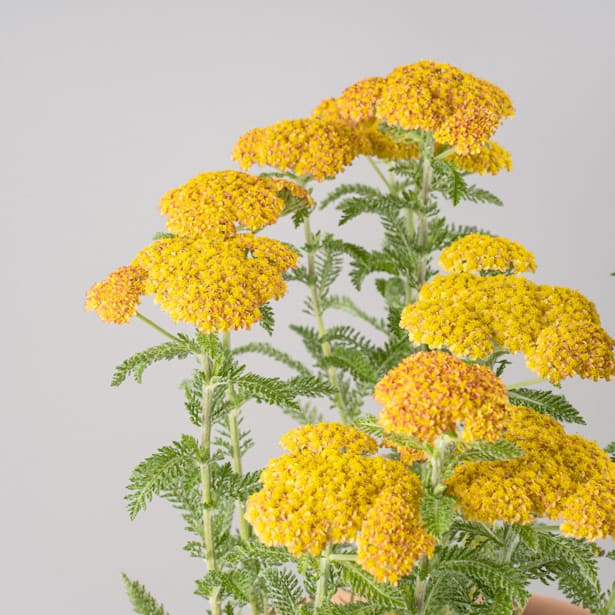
85, 265, 147, 324
401, 237, 615, 382
376, 61, 514, 155
279, 422, 378, 454
438, 234, 537, 274
447, 406, 615, 541
357, 483, 435, 584
447, 140, 513, 175
319, 61, 513, 155
232, 118, 362, 181
312, 98, 419, 162
130, 234, 296, 333
245, 423, 434, 584
160, 170, 312, 239
374, 351, 509, 457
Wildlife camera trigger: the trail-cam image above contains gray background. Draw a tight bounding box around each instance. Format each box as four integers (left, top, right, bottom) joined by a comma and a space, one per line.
2, 0, 615, 612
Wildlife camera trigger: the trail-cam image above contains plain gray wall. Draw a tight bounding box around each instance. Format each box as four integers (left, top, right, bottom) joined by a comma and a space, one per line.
2, 0, 614, 612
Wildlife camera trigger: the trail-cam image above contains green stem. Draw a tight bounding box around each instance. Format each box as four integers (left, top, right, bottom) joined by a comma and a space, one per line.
604, 581, 615, 615
507, 377, 547, 390
415, 144, 434, 293
199, 352, 222, 615
221, 333, 251, 542
405, 206, 416, 304
414, 554, 430, 615
303, 215, 350, 424
135, 312, 184, 343
367, 156, 394, 191
328, 553, 357, 562
313, 544, 332, 613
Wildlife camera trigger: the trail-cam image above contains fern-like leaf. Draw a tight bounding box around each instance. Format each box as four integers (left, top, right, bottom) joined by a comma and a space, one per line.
508, 388, 586, 424
232, 342, 313, 377
338, 561, 405, 609
112, 339, 193, 386
125, 435, 199, 520
261, 568, 305, 615
605, 442, 615, 463
122, 573, 170, 615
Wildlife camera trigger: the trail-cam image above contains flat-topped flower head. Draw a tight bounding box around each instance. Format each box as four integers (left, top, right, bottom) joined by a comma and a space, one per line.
526, 320, 615, 383
439, 234, 536, 275
447, 140, 512, 175
131, 234, 296, 333
375, 60, 514, 154
246, 445, 422, 557
374, 351, 509, 450
279, 422, 377, 455
85, 265, 147, 324
335, 76, 385, 123
160, 170, 312, 239
402, 265, 615, 382
232, 118, 362, 181
447, 406, 615, 540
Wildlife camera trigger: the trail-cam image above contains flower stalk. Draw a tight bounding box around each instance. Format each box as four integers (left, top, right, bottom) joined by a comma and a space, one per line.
303, 215, 350, 424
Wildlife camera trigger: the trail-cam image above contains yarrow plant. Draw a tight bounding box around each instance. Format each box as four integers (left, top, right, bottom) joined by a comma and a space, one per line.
86, 60, 615, 615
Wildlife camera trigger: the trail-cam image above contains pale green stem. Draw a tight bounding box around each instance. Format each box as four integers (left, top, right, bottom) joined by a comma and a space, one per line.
414, 554, 430, 615
405, 206, 416, 304
313, 544, 332, 614
135, 312, 184, 343
303, 215, 350, 424
416, 149, 433, 293
199, 352, 221, 615
221, 332, 251, 542
367, 156, 394, 191
604, 582, 615, 615
507, 378, 547, 390
328, 553, 357, 562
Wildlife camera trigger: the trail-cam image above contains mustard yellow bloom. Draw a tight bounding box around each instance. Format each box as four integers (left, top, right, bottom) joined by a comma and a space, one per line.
375, 60, 514, 155
526, 320, 615, 383
357, 484, 435, 585
85, 265, 147, 324
132, 234, 296, 333
232, 118, 362, 181
401, 240, 615, 382
439, 234, 536, 275
447, 140, 512, 175
374, 351, 509, 453
447, 406, 615, 540
279, 422, 378, 455
335, 76, 385, 123
246, 447, 417, 556
312, 98, 419, 162
160, 170, 312, 239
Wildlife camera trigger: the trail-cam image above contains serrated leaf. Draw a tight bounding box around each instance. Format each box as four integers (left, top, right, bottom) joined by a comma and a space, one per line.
112, 339, 193, 386
125, 435, 199, 520
508, 387, 586, 424
122, 573, 170, 615
454, 439, 524, 464
232, 342, 313, 377
261, 568, 305, 615
338, 561, 405, 608
420, 495, 457, 538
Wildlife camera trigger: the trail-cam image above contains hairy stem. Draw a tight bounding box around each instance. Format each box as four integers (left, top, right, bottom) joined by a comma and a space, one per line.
313, 544, 332, 614
199, 352, 221, 615
416, 142, 434, 293
414, 554, 430, 615
221, 332, 251, 542
136, 312, 184, 343
507, 377, 547, 390
303, 215, 350, 424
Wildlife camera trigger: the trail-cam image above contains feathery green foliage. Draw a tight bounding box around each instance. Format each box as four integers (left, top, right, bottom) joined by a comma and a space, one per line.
122, 573, 170, 615
112, 338, 193, 386
507, 387, 586, 424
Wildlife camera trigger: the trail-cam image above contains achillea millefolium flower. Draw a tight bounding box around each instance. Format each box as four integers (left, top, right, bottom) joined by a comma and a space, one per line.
446, 140, 513, 175
312, 97, 419, 162
160, 170, 312, 239
245, 423, 434, 584
131, 234, 296, 333
401, 236, 615, 382
438, 234, 536, 275
376, 60, 514, 155
232, 118, 362, 181
85, 265, 147, 324
374, 351, 509, 457
447, 406, 615, 541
